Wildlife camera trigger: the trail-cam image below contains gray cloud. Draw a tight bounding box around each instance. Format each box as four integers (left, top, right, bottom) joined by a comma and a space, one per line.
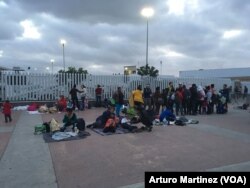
12, 0, 162, 24
1, 0, 250, 76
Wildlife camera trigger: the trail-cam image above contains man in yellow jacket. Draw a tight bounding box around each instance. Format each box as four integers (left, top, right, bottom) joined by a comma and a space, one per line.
132, 85, 144, 109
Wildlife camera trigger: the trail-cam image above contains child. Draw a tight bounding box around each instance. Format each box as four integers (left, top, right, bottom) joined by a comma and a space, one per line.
103, 113, 118, 133
120, 114, 138, 133
2, 100, 12, 123
60, 108, 77, 132
56, 95, 67, 112
202, 97, 208, 114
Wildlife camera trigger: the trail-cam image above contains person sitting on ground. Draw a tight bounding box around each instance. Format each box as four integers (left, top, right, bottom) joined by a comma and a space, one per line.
56, 95, 67, 112
120, 114, 138, 133
136, 105, 154, 132
159, 107, 176, 125
60, 108, 77, 132
103, 113, 118, 133
87, 106, 115, 129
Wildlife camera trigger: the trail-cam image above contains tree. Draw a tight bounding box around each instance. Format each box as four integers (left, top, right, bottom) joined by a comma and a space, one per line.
77, 68, 88, 74
137, 64, 159, 78
67, 66, 77, 73
58, 67, 88, 74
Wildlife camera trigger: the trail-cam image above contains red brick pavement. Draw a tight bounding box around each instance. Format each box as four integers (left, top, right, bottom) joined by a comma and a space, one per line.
1, 106, 249, 188
40, 106, 250, 188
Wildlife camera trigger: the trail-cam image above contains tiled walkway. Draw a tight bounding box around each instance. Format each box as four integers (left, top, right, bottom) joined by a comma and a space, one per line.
0, 105, 250, 188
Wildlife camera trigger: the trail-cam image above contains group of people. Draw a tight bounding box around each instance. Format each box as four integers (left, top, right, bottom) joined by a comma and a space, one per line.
86, 85, 155, 133
64, 83, 105, 110
86, 105, 153, 133
131, 82, 231, 116
234, 85, 248, 100
68, 84, 88, 111
2, 82, 245, 135
55, 82, 231, 133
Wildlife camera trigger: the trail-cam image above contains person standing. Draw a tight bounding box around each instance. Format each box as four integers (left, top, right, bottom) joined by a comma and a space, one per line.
95, 84, 103, 107
166, 82, 175, 113
175, 87, 184, 116
190, 84, 198, 115
80, 85, 87, 111
69, 84, 81, 110
143, 84, 152, 110
221, 84, 230, 103
2, 100, 12, 123
132, 85, 144, 110
243, 86, 248, 100
113, 87, 124, 117
153, 86, 163, 115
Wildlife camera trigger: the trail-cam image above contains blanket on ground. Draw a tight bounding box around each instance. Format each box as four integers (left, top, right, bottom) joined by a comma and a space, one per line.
43, 131, 90, 143
89, 126, 131, 136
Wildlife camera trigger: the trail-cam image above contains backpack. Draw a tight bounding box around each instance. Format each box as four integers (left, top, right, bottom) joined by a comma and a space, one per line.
76, 118, 86, 131
34, 124, 46, 135
43, 122, 51, 133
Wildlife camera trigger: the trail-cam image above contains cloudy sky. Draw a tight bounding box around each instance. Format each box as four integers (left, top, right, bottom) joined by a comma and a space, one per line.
0, 0, 250, 76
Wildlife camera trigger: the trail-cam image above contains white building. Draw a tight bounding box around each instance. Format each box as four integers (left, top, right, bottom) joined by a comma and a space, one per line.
179, 67, 250, 81
179, 67, 250, 92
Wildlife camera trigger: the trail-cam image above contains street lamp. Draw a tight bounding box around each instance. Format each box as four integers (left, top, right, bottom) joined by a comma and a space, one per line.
60, 39, 66, 72
124, 67, 128, 74
141, 7, 154, 66
124, 66, 128, 83
50, 59, 55, 74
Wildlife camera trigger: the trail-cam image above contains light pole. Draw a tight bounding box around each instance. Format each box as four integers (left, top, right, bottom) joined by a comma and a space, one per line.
160, 60, 162, 75
50, 59, 55, 74
141, 7, 154, 66
60, 39, 66, 72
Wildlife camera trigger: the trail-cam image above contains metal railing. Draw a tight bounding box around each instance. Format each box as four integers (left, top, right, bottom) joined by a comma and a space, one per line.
0, 72, 233, 102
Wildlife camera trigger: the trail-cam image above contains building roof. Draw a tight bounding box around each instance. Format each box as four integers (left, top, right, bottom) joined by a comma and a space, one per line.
0, 66, 24, 72
179, 67, 250, 78
0, 66, 10, 71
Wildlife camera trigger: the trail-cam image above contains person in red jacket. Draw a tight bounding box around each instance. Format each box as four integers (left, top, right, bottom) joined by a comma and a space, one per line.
56, 95, 67, 112
2, 100, 12, 123
95, 84, 103, 107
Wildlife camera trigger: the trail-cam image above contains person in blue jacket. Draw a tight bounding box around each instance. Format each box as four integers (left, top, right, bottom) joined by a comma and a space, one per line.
159, 107, 176, 125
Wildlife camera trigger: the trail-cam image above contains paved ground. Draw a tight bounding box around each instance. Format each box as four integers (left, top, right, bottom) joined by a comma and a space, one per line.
0, 103, 250, 188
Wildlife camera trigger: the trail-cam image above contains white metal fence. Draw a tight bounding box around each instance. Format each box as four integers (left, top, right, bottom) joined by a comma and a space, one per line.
0, 72, 232, 101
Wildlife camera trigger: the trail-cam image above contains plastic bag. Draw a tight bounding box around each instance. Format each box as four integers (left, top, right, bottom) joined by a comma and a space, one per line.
50, 118, 60, 132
